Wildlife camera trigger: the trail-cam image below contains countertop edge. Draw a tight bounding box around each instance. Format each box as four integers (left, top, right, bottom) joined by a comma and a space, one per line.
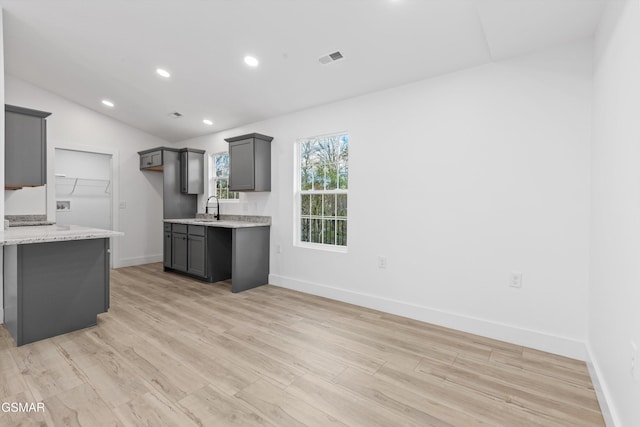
163, 219, 271, 229
0, 228, 124, 246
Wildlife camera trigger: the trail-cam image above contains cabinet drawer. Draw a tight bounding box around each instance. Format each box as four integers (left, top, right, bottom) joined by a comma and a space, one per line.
140, 150, 162, 169
172, 224, 187, 234
163, 223, 171, 232
188, 225, 205, 236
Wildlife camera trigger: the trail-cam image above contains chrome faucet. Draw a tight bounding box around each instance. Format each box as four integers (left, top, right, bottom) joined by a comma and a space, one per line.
205, 195, 220, 220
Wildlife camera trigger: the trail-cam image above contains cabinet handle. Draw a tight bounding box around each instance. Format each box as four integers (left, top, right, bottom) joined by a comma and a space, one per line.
147, 161, 152, 165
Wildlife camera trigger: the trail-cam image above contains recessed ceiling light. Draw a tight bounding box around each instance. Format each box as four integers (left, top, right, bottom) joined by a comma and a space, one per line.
244, 56, 259, 67
156, 68, 171, 78
101, 99, 114, 108
203, 119, 214, 126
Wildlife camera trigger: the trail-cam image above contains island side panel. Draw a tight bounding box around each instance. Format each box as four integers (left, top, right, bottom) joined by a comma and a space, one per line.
105, 239, 111, 310
231, 226, 270, 293
20, 238, 108, 345
3, 245, 21, 345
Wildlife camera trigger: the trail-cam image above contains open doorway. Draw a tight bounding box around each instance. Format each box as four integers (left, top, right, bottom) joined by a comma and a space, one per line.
54, 148, 113, 265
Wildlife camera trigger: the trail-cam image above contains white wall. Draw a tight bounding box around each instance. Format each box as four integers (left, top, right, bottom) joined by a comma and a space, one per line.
5, 186, 46, 214
181, 40, 593, 359
4, 75, 167, 268
591, 1, 640, 426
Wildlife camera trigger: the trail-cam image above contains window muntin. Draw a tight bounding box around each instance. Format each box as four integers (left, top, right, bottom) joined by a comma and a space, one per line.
297, 133, 348, 248
209, 152, 239, 200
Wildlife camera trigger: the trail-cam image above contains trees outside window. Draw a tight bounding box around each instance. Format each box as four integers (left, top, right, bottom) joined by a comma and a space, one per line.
209, 152, 239, 200
297, 133, 348, 248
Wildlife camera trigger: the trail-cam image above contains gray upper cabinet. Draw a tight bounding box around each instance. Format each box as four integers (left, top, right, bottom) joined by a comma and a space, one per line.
139, 149, 163, 171
225, 133, 273, 192
180, 149, 204, 194
5, 104, 51, 190
138, 147, 204, 194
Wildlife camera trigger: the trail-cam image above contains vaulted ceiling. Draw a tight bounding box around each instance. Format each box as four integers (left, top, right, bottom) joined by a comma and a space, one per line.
0, 0, 604, 142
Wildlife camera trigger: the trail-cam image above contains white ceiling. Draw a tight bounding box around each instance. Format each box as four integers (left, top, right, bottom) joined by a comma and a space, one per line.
0, 0, 604, 142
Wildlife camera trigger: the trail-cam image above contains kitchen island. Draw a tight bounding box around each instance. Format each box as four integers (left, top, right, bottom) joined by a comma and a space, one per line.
163, 215, 270, 293
1, 225, 122, 346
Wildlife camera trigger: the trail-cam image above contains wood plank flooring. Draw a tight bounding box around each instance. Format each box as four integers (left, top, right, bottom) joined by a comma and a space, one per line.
0, 263, 605, 426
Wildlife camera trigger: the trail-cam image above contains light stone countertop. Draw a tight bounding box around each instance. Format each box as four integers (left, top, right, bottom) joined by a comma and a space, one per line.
0, 224, 124, 246
164, 214, 271, 229
163, 218, 270, 228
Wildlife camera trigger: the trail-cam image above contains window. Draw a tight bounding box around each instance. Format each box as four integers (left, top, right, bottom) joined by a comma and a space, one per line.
209, 152, 239, 200
296, 133, 348, 249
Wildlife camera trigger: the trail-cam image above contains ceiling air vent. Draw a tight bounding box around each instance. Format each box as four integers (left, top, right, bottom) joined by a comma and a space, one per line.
319, 51, 344, 65
168, 112, 183, 118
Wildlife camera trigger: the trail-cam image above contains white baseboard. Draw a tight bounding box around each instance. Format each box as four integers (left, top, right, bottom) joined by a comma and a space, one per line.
269, 274, 587, 360
116, 254, 162, 268
586, 344, 620, 427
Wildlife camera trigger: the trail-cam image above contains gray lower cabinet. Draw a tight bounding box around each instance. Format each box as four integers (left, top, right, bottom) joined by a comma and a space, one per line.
186, 225, 206, 277
171, 229, 188, 272
163, 221, 270, 292
167, 224, 207, 278
3, 238, 110, 346
5, 104, 51, 189
187, 234, 206, 277
163, 224, 172, 267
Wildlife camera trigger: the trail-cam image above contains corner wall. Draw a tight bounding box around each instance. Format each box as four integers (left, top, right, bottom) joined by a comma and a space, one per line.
181, 39, 593, 360
591, 0, 640, 425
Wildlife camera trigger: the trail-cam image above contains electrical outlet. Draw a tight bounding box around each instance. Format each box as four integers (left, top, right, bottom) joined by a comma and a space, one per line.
631, 341, 640, 382
276, 244, 282, 254
378, 256, 387, 269
119, 201, 126, 209
509, 272, 523, 288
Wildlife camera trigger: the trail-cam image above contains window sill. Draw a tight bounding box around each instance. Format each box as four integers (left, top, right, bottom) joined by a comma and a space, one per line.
295, 242, 348, 253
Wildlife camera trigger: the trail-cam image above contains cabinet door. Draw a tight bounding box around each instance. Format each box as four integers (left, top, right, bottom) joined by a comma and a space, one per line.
163, 231, 172, 268
180, 151, 204, 194
172, 232, 188, 272
140, 151, 162, 169
5, 111, 46, 187
187, 235, 206, 277
180, 151, 188, 193
229, 139, 255, 191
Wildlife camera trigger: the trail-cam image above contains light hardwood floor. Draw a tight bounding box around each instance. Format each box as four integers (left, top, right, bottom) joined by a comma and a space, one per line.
0, 263, 604, 426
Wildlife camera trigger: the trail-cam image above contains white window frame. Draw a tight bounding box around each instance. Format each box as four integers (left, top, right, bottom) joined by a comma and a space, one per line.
294, 132, 348, 253
209, 152, 240, 202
